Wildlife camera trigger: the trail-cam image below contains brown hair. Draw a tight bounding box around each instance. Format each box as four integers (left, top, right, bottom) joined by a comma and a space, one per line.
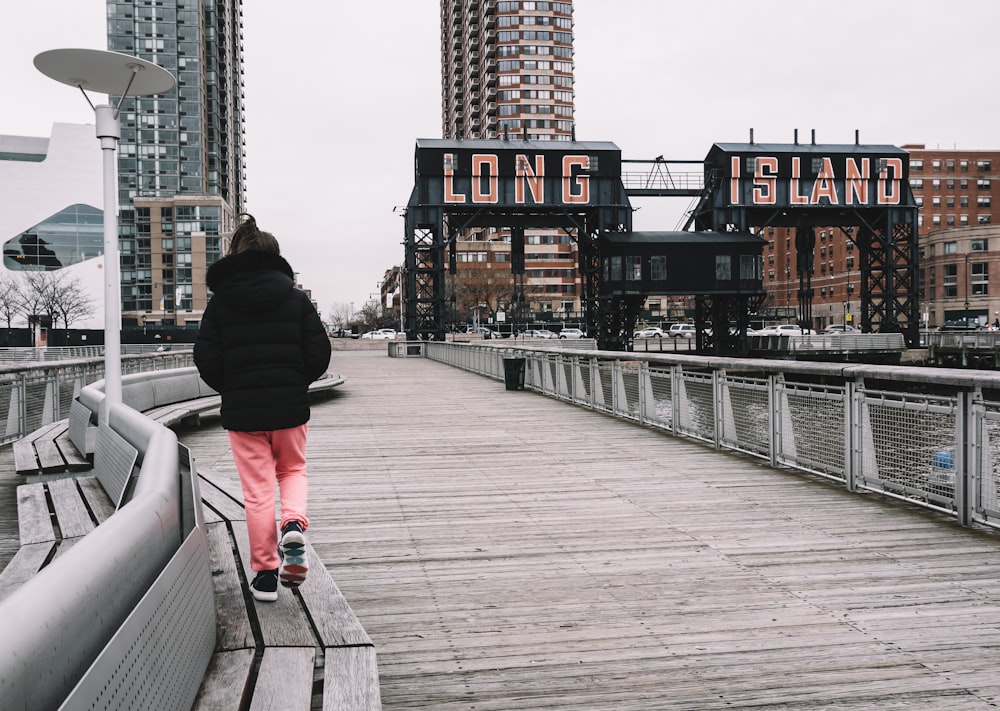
229, 213, 280, 255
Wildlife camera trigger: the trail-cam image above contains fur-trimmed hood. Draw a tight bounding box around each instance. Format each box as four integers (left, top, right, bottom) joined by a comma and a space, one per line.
205, 250, 296, 313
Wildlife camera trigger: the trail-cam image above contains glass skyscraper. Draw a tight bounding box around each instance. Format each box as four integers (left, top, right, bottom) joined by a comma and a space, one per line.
107, 0, 246, 328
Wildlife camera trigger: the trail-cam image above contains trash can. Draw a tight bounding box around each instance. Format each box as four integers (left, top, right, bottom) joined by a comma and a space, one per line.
502, 357, 526, 391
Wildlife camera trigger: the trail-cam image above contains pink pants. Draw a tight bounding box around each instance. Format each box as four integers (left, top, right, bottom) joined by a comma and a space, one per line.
228, 425, 310, 571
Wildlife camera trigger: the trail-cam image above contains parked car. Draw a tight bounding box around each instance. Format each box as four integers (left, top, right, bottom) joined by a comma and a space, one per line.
362, 328, 396, 340
757, 324, 810, 336
559, 328, 585, 339
668, 324, 695, 338
466, 326, 501, 338
939, 318, 984, 331
635, 327, 664, 339
824, 324, 859, 335
534, 329, 557, 339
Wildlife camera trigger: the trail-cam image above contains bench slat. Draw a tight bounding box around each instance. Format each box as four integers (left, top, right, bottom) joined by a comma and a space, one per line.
252, 647, 315, 711
0, 542, 54, 603
56, 432, 91, 471
36, 436, 69, 473
17, 483, 54, 545
299, 545, 373, 648
48, 478, 96, 539
77, 476, 116, 525
324, 646, 383, 711
199, 477, 247, 523
12, 439, 39, 475
230, 520, 317, 647
205, 522, 254, 652
192, 649, 254, 711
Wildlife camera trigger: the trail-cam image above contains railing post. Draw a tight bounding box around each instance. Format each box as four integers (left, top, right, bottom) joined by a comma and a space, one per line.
956, 387, 978, 527
638, 362, 648, 425
768, 373, 779, 468
671, 365, 681, 434
712, 368, 724, 449
843, 377, 857, 492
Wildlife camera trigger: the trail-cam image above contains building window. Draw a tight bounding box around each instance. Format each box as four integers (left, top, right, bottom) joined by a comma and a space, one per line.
978, 197, 992, 208
960, 160, 969, 172
932, 160, 941, 172
946, 160, 955, 172
609, 256, 622, 281
971, 238, 989, 251
944, 241, 958, 254
927, 266, 935, 299
977, 160, 992, 172
909, 178, 923, 190
625, 255, 641, 281
979, 215, 992, 225
716, 255, 732, 281
979, 179, 992, 190
960, 214, 969, 225
650, 255, 666, 281
943, 264, 958, 297
910, 159, 923, 171
972, 262, 989, 295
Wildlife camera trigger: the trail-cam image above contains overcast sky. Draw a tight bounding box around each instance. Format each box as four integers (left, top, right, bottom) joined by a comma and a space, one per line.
3, 1, 999, 320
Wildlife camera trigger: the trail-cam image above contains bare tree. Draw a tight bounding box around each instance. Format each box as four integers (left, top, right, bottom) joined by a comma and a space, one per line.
328, 302, 356, 329
0, 275, 24, 328
50, 273, 95, 329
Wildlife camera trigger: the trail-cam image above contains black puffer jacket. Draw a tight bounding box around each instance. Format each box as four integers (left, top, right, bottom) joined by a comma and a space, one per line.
194, 250, 331, 431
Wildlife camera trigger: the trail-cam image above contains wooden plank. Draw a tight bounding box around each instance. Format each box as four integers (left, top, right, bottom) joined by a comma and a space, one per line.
192, 648, 254, 711
199, 476, 247, 523
76, 476, 116, 525
12, 439, 38, 475
249, 647, 315, 711
230, 520, 316, 647
47, 477, 95, 539
205, 521, 253, 652
173, 351, 1000, 710
298, 543, 372, 648
16, 483, 54, 545
323, 646, 382, 711
0, 542, 54, 602
35, 436, 68, 473
55, 432, 90, 471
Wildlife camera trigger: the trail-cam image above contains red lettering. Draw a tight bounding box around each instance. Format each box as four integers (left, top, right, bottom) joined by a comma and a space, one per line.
789, 157, 809, 204
562, 155, 590, 204
515, 154, 545, 204
472, 154, 499, 203
845, 158, 869, 205
731, 156, 741, 205
878, 157, 902, 205
810, 157, 839, 204
752, 156, 778, 204
443, 153, 465, 203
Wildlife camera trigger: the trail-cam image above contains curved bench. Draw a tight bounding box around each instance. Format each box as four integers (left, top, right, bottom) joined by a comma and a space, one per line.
1, 366, 379, 709
0, 402, 215, 710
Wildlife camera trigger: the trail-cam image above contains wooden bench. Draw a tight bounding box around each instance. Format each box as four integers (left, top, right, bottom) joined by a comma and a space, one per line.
13, 370, 345, 477
194, 467, 382, 710
1, 371, 378, 709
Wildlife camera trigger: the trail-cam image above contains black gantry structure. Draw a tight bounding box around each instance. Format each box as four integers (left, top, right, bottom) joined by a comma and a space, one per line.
687, 136, 921, 345
403, 139, 632, 343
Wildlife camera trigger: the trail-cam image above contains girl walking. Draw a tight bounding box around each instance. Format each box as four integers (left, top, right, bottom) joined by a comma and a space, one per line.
194, 214, 331, 601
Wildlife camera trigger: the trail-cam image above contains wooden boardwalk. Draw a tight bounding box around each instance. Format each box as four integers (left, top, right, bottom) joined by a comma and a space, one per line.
7, 349, 1000, 708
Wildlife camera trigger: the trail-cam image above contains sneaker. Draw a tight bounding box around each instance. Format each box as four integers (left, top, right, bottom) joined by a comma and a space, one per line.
278, 520, 308, 588
250, 569, 278, 602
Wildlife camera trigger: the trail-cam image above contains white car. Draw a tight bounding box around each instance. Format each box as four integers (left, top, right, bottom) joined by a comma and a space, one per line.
668, 324, 695, 338
758, 324, 809, 336
635, 327, 665, 338
362, 329, 396, 340
559, 328, 585, 339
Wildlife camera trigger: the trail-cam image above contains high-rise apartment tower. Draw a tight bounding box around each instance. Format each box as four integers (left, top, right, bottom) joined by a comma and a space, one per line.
440, 1, 578, 329
108, 0, 246, 330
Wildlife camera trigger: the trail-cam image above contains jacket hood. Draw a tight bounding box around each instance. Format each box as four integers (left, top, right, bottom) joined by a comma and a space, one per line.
206, 250, 296, 312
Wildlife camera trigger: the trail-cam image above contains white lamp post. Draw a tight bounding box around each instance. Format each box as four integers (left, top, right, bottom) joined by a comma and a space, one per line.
34, 49, 175, 420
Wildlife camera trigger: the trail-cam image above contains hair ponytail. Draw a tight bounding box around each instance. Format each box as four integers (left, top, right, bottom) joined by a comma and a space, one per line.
229, 213, 280, 255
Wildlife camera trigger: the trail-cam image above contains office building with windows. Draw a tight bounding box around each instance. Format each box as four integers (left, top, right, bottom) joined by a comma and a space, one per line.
440, 0, 579, 329
107, 0, 246, 331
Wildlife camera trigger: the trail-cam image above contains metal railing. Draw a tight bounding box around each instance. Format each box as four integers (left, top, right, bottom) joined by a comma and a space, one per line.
425, 342, 1000, 530
0, 351, 195, 446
